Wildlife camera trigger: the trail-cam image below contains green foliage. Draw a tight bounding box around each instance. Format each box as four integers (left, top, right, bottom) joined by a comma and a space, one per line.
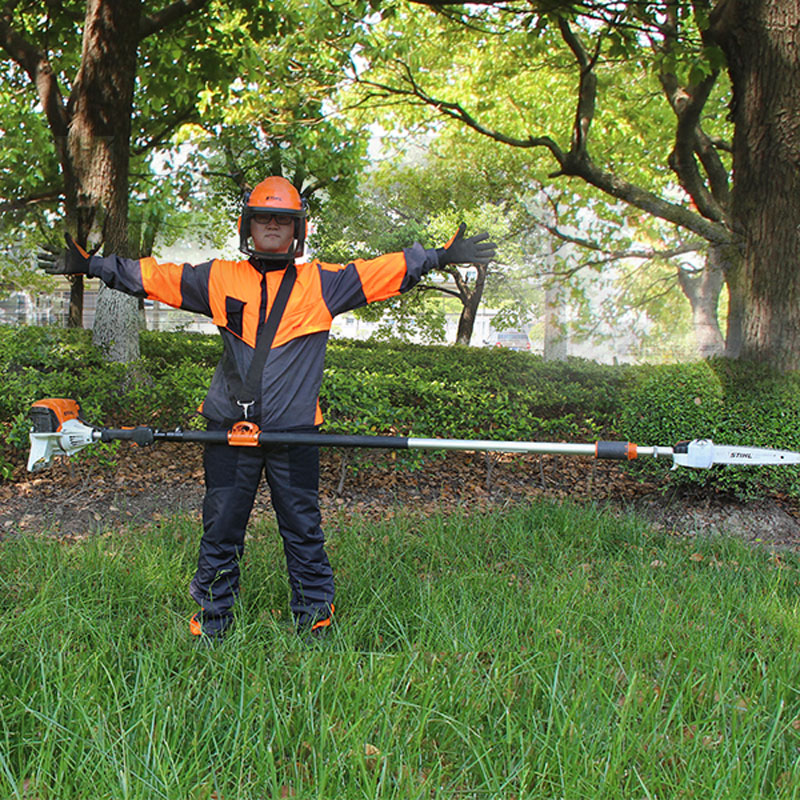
310, 138, 542, 345
347, 1, 737, 356
0, 0, 373, 294
0, 325, 625, 480
138, 329, 222, 369
321, 339, 623, 443
0, 325, 214, 426
622, 359, 800, 498
0, 62, 62, 293
3, 325, 800, 499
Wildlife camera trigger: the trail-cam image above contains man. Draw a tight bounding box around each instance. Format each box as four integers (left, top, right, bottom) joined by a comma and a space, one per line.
39, 176, 497, 641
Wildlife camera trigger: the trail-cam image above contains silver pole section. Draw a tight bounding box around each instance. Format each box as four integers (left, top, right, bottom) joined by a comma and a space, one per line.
407, 438, 598, 456
408, 439, 674, 460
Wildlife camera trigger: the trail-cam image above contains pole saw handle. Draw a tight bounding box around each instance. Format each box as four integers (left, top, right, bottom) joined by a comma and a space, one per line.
595, 441, 639, 460
100, 427, 155, 446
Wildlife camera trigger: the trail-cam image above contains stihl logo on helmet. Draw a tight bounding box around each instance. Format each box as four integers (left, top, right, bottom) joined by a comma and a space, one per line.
239, 176, 308, 262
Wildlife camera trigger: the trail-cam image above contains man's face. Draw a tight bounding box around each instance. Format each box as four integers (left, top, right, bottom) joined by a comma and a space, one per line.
250, 213, 295, 254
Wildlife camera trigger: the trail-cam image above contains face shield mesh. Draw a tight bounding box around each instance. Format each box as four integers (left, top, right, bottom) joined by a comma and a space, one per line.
239, 205, 307, 262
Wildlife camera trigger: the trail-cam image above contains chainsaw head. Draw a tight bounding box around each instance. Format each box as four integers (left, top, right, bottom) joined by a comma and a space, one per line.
27, 399, 96, 472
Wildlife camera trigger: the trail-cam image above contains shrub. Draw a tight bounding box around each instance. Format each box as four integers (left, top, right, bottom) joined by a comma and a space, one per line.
139, 329, 221, 368
322, 342, 626, 441
4, 325, 800, 499
621, 359, 800, 498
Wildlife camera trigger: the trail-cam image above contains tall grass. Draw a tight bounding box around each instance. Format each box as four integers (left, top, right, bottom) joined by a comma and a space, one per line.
2, 503, 800, 798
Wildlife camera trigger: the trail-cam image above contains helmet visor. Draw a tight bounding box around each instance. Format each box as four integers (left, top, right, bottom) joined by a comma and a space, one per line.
240, 205, 306, 261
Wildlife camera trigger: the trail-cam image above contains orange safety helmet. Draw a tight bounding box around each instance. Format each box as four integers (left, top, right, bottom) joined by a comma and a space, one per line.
239, 176, 308, 262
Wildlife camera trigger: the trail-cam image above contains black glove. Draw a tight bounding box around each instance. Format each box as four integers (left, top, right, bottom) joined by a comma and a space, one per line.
437, 223, 497, 267
37, 233, 92, 275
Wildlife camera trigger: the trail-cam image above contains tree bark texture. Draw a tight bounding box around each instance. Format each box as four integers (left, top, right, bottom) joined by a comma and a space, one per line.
455, 300, 478, 345
67, 275, 84, 328
712, 0, 800, 369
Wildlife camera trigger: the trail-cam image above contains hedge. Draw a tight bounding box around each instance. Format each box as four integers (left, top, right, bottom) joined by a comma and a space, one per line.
2, 324, 800, 499
620, 358, 800, 498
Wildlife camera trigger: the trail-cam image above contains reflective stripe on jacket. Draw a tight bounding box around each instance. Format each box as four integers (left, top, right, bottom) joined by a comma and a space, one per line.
88, 243, 440, 429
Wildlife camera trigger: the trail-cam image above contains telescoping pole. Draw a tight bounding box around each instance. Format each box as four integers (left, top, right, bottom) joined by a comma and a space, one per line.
99, 423, 670, 462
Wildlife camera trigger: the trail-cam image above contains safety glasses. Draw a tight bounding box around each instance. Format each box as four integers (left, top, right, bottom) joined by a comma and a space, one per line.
252, 213, 294, 226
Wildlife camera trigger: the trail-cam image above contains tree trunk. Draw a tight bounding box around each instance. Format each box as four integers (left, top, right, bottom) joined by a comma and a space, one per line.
67, 276, 84, 328
543, 282, 568, 361
453, 263, 487, 345
712, 0, 800, 369
676, 248, 725, 359
455, 298, 479, 345
724, 254, 746, 358
67, 0, 141, 360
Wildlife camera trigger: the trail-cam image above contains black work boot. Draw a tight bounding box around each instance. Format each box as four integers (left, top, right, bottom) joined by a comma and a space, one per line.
295, 603, 335, 645
190, 610, 232, 644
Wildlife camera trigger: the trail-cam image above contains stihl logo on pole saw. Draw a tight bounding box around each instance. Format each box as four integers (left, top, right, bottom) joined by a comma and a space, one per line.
729, 451, 753, 460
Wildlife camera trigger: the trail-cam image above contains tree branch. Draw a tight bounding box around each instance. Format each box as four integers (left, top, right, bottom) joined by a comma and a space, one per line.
558, 145, 731, 243
357, 4, 733, 247
139, 0, 212, 39
654, 7, 730, 224
669, 73, 727, 221
542, 218, 706, 261
131, 105, 198, 155
556, 16, 598, 164
0, 11, 69, 146
0, 187, 62, 213
417, 283, 462, 299
354, 72, 565, 159
544, 233, 705, 280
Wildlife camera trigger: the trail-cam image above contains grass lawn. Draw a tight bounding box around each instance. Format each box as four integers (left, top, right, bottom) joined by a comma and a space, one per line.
1, 501, 799, 799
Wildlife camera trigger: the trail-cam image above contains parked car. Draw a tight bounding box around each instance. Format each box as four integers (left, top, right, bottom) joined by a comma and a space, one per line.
494, 331, 531, 351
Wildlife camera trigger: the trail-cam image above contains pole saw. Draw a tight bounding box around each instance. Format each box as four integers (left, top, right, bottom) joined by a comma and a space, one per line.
25, 398, 800, 474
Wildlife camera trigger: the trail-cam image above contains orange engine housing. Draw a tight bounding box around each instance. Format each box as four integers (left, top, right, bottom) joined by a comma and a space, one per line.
30, 398, 82, 433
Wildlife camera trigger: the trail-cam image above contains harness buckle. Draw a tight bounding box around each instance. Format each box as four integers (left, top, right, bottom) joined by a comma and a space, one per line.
237, 400, 255, 420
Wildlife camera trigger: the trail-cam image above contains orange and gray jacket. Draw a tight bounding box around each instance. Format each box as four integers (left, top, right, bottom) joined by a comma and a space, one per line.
87, 244, 440, 429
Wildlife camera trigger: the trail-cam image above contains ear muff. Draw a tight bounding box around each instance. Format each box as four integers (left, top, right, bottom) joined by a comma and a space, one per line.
297, 197, 309, 257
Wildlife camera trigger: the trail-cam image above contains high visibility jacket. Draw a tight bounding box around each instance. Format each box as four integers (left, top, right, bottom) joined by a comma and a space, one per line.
87, 244, 440, 429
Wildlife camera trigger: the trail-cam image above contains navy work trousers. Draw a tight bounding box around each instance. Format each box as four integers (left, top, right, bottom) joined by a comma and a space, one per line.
189, 424, 334, 634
